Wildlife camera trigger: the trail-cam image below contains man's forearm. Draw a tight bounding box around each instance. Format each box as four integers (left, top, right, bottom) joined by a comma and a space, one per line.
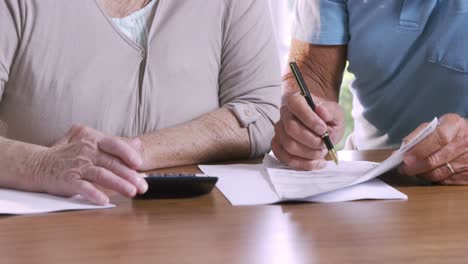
283, 39, 347, 102
136, 108, 251, 170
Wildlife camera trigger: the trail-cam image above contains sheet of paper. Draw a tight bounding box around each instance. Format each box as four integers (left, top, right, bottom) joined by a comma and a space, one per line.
0, 189, 115, 215
199, 164, 407, 206
265, 157, 380, 199
266, 117, 439, 199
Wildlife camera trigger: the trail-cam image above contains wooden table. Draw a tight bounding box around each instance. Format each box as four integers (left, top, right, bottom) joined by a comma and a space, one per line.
1, 150, 468, 264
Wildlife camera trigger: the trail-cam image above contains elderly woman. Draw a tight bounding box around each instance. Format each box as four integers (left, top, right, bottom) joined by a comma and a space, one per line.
0, 0, 280, 204
273, 0, 467, 182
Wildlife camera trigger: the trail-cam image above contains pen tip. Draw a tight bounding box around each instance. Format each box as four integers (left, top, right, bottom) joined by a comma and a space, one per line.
329, 149, 339, 165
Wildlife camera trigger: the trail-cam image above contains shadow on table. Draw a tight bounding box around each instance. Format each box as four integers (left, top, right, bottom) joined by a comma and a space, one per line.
378, 169, 433, 187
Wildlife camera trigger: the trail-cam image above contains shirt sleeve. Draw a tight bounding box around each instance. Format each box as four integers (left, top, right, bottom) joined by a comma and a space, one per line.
0, 1, 22, 100
219, 0, 281, 158
293, 0, 349, 45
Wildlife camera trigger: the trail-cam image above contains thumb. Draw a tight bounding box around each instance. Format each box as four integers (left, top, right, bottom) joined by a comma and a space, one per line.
53, 129, 75, 146
129, 137, 142, 151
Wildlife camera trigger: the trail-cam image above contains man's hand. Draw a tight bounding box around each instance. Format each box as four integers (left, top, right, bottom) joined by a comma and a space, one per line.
399, 114, 468, 184
271, 92, 345, 170
32, 125, 148, 205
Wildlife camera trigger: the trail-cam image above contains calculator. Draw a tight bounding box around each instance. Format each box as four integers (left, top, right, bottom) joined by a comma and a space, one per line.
135, 173, 218, 199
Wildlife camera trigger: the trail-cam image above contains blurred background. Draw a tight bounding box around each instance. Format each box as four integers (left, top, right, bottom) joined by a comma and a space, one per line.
269, 0, 354, 150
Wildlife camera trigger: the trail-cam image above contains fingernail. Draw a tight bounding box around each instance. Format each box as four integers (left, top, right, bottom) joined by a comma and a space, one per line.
137, 176, 148, 193
127, 185, 137, 197
314, 125, 326, 135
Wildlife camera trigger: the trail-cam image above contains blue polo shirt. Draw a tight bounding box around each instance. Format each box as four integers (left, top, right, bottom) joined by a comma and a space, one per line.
294, 0, 468, 150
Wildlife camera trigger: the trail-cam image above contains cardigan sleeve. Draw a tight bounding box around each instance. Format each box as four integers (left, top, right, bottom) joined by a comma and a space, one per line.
219, 0, 281, 158
0, 0, 23, 101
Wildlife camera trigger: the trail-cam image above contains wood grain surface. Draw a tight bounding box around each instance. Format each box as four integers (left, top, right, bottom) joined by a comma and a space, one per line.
1, 150, 467, 264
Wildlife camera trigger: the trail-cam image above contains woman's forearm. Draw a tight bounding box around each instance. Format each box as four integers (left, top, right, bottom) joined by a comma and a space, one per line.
136, 108, 250, 171
0, 136, 46, 191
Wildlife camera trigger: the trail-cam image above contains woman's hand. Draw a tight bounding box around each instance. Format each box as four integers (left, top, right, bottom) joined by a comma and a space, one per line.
271, 92, 345, 170
399, 114, 468, 184
32, 125, 148, 205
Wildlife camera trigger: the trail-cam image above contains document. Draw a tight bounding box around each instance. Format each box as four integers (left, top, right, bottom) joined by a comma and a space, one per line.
267, 117, 438, 199
200, 117, 438, 206
0, 189, 115, 215
199, 163, 407, 206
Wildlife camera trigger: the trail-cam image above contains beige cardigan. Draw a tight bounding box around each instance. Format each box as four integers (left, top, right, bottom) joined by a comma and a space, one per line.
0, 0, 281, 157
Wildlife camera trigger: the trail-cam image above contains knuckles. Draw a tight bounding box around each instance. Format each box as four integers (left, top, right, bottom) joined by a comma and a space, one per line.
73, 138, 99, 157
69, 124, 91, 139
68, 124, 103, 142
435, 113, 465, 145
281, 137, 300, 155
90, 167, 107, 183
426, 154, 440, 170
283, 118, 299, 134
62, 171, 81, 184
434, 125, 452, 146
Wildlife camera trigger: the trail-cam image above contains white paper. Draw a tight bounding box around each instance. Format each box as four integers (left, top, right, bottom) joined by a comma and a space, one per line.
199, 164, 407, 206
0, 189, 115, 215
265, 157, 380, 199
199, 117, 438, 206
266, 117, 439, 199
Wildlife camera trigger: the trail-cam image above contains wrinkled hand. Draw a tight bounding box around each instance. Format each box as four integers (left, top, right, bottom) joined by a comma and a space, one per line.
399, 114, 468, 184
33, 125, 148, 205
272, 92, 345, 170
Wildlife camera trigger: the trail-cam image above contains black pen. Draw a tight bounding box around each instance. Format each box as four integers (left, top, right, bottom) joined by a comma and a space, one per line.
289, 61, 339, 165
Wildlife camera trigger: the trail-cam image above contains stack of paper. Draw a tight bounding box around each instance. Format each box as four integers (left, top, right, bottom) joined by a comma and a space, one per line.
200, 118, 438, 206
0, 189, 115, 215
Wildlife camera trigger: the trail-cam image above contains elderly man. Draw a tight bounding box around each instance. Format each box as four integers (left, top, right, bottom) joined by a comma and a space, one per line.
273, 0, 467, 183
0, 0, 280, 204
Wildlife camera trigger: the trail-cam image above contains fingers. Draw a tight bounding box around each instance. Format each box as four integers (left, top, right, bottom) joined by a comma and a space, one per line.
74, 180, 110, 205
98, 137, 143, 169
284, 93, 328, 135
420, 153, 468, 182
404, 114, 464, 163
82, 166, 138, 198
129, 137, 142, 150
274, 94, 342, 170
315, 100, 344, 126
440, 171, 468, 185
417, 163, 458, 182
272, 137, 327, 170
63, 124, 144, 169
401, 138, 467, 176
283, 93, 345, 143
54, 124, 103, 147
62, 172, 110, 205
400, 114, 467, 180
275, 119, 326, 160
279, 107, 325, 149
96, 153, 148, 194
